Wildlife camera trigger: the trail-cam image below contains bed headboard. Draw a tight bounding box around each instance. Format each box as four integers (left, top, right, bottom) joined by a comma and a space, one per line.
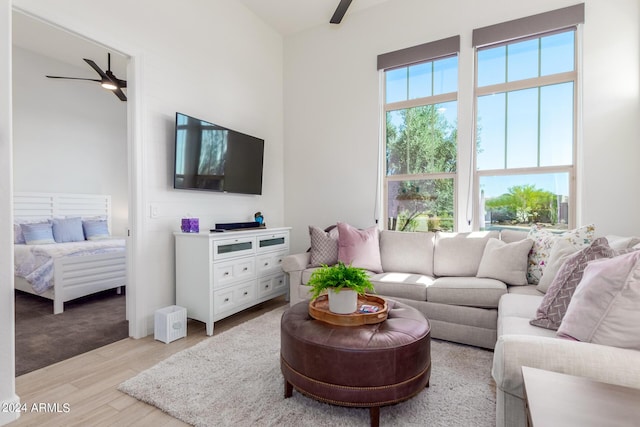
13, 192, 112, 231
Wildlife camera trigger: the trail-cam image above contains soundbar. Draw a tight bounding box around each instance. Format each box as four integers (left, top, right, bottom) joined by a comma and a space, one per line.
213, 221, 264, 232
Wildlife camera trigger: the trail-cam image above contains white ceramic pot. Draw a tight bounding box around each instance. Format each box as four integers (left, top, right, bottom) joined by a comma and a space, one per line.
327, 288, 358, 314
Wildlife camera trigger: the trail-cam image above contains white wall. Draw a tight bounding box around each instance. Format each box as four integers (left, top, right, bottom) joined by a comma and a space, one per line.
12, 46, 128, 235
283, 0, 640, 253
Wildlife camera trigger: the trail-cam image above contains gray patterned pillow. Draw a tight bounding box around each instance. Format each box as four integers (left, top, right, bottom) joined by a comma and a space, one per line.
309, 225, 339, 267
530, 237, 614, 330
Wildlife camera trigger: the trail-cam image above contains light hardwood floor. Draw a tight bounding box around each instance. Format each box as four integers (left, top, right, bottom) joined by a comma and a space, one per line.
8, 296, 288, 427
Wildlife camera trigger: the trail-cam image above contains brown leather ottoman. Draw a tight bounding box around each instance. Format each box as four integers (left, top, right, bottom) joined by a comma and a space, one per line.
280, 299, 431, 427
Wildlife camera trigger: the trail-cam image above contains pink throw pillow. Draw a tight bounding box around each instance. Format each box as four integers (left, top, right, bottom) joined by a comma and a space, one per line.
337, 222, 382, 273
556, 250, 640, 350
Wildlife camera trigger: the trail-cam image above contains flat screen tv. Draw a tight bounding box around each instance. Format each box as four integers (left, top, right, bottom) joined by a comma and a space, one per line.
173, 112, 264, 195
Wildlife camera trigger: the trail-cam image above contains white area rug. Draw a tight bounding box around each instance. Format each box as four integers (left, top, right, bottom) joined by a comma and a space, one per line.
119, 306, 496, 426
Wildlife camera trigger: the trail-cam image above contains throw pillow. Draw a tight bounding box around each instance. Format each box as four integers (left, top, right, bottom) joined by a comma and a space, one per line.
557, 250, 640, 350
13, 223, 25, 244
530, 237, 614, 330
82, 219, 111, 241
527, 223, 595, 286
52, 217, 85, 243
337, 222, 382, 273
308, 225, 339, 267
605, 235, 640, 251
14, 220, 48, 244
476, 238, 533, 285
21, 222, 55, 245
536, 239, 581, 293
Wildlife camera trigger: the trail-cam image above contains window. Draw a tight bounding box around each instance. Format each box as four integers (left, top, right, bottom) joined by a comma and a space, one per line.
379, 38, 460, 232
475, 28, 578, 231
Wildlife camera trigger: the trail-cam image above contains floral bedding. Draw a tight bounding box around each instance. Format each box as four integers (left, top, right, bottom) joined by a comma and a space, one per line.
14, 239, 126, 294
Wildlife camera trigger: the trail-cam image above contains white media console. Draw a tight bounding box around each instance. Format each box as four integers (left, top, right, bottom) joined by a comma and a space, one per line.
174, 227, 290, 335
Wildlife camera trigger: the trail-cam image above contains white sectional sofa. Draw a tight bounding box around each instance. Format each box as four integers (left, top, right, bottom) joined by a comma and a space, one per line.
282, 226, 640, 427
284, 229, 520, 350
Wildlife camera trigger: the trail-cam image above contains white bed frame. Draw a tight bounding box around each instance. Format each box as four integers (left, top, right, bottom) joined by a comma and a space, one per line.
13, 192, 127, 314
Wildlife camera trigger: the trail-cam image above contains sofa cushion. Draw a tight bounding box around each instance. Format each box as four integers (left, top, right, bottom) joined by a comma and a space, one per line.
530, 237, 614, 331
337, 222, 383, 273
308, 225, 339, 267
557, 251, 640, 350
476, 238, 533, 286
433, 231, 499, 277
507, 285, 544, 296
497, 293, 553, 339
370, 272, 433, 301
427, 276, 506, 308
379, 230, 434, 276
499, 293, 544, 319
526, 223, 595, 286
500, 316, 558, 339
499, 229, 528, 244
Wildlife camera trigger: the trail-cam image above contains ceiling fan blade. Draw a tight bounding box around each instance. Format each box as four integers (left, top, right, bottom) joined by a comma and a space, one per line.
46, 75, 101, 82
330, 0, 353, 24
112, 86, 127, 102
83, 58, 110, 80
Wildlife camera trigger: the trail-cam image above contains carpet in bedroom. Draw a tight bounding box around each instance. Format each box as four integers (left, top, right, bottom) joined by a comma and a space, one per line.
15, 289, 128, 376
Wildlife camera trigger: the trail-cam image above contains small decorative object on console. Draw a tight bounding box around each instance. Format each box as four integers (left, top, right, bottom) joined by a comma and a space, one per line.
254, 212, 265, 226
181, 218, 199, 233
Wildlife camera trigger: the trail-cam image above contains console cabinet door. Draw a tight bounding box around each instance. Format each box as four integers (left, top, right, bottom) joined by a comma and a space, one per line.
213, 237, 255, 260
256, 232, 289, 253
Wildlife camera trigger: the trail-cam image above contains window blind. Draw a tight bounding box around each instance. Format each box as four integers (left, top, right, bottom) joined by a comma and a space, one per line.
377, 35, 460, 70
472, 3, 584, 48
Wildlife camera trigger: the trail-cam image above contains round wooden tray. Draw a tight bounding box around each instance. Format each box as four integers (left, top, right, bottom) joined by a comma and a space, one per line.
308, 294, 388, 326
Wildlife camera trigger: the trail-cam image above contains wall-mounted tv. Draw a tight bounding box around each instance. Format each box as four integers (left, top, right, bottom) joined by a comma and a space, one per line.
173, 112, 264, 195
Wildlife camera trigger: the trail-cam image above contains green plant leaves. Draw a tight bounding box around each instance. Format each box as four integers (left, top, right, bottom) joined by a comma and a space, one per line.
307, 261, 374, 300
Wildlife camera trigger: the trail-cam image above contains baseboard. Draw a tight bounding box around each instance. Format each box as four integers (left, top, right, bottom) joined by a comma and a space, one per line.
0, 394, 21, 425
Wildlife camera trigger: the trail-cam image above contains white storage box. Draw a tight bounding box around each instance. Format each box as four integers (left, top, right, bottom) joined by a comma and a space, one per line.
154, 305, 187, 343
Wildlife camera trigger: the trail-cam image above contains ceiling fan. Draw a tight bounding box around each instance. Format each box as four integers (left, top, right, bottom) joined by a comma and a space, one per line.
330, 0, 353, 24
46, 53, 127, 101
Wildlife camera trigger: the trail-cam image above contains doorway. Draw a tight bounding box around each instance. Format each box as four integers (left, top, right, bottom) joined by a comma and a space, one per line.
11, 9, 139, 374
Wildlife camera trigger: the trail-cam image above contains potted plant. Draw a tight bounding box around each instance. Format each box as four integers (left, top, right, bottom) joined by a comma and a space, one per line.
307, 261, 375, 314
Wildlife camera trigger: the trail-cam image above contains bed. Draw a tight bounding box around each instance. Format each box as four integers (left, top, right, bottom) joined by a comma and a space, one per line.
13, 192, 127, 314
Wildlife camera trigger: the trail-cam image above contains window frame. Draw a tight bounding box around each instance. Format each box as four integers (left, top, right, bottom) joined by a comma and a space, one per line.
382, 55, 459, 232
473, 27, 580, 231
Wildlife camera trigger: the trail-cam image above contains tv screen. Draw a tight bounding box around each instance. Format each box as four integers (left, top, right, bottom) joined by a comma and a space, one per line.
173, 112, 264, 195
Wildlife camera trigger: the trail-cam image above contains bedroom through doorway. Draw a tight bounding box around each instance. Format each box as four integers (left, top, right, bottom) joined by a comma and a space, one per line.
11, 10, 131, 376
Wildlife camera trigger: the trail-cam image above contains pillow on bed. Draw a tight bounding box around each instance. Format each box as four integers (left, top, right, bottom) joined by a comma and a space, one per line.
14, 220, 48, 244
22, 222, 55, 245
13, 223, 25, 244
83, 219, 110, 240
52, 217, 85, 243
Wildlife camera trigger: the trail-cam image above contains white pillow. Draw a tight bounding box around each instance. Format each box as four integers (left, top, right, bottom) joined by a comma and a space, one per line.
536, 239, 580, 293
476, 238, 533, 286
605, 235, 640, 251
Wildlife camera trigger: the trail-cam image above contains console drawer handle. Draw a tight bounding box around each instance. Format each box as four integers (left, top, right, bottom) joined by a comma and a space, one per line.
224, 297, 229, 302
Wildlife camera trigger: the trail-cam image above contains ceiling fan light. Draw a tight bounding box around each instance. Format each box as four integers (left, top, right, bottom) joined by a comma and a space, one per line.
101, 79, 117, 90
